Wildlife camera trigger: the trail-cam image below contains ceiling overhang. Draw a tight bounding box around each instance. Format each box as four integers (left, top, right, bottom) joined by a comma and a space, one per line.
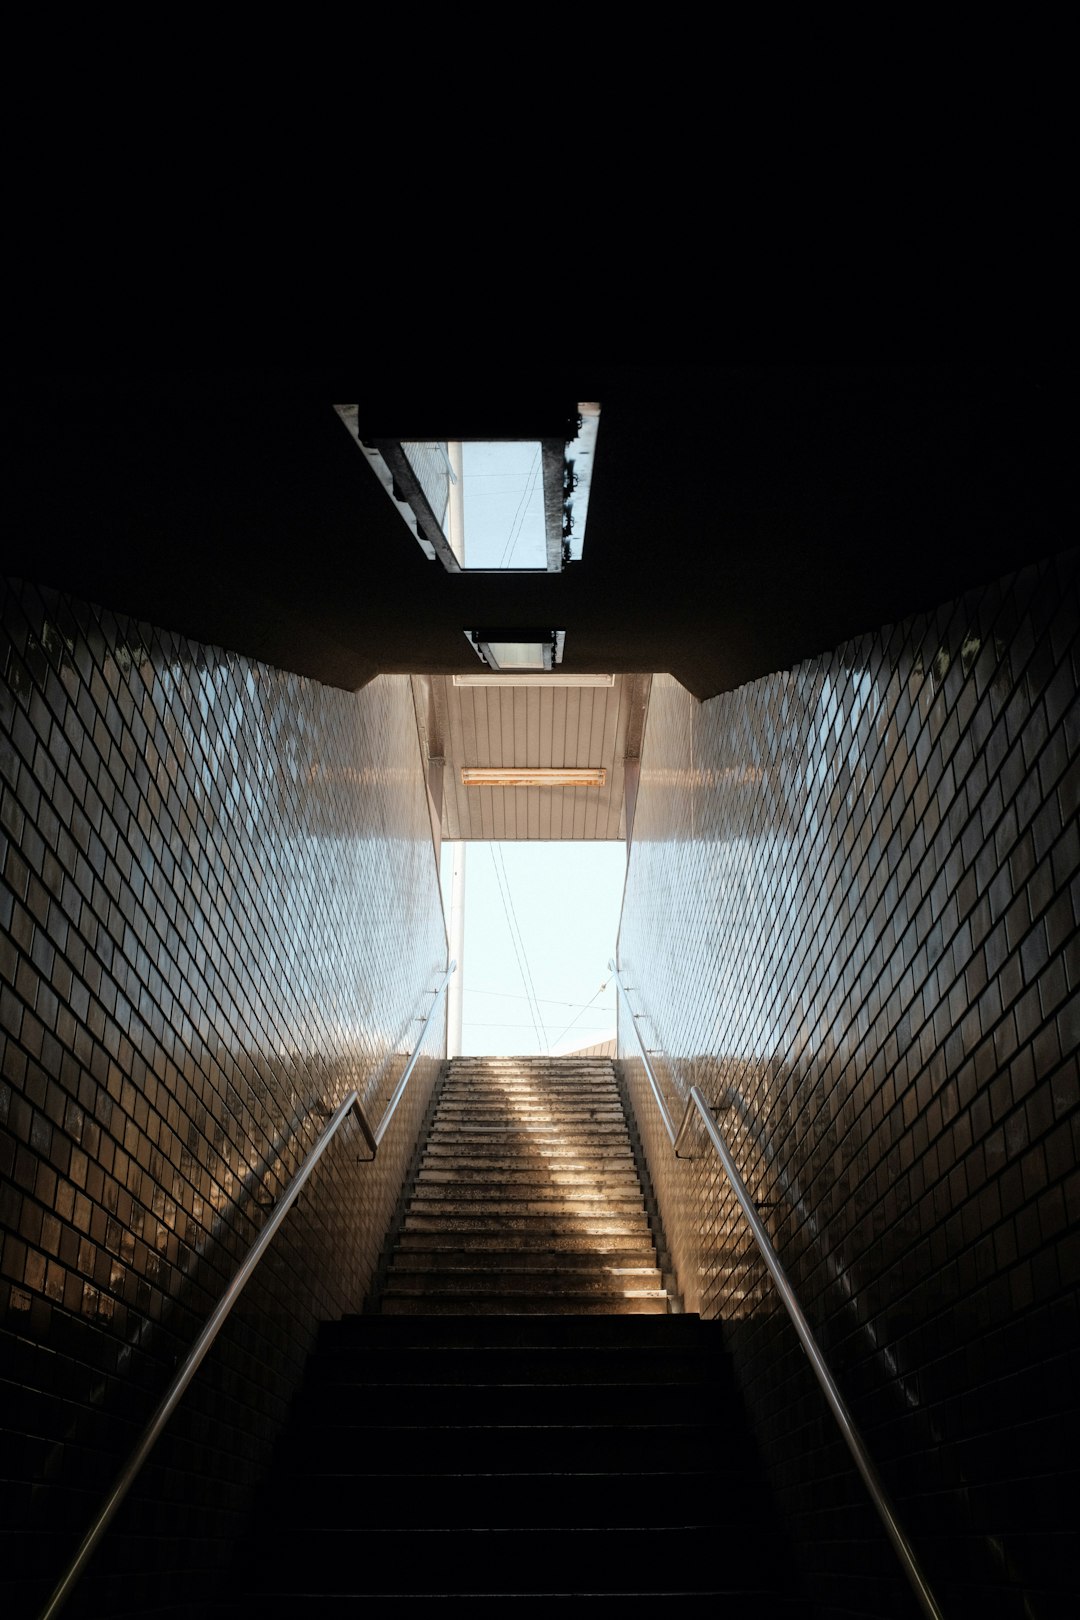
412, 672, 651, 844
9, 366, 1074, 704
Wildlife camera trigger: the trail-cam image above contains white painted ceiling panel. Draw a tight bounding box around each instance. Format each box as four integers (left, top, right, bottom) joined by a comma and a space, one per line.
425, 674, 650, 841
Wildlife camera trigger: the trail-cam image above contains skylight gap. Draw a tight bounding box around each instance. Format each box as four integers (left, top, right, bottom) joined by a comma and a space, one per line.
334, 403, 600, 574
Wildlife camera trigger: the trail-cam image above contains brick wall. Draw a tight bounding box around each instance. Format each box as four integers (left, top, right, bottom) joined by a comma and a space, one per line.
0, 580, 448, 1618
617, 552, 1079, 1619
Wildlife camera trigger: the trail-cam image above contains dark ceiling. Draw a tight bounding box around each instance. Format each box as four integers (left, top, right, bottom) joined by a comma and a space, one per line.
10, 365, 1074, 700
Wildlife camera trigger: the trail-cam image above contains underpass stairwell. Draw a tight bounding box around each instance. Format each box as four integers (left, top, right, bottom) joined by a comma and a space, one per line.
233, 1057, 806, 1610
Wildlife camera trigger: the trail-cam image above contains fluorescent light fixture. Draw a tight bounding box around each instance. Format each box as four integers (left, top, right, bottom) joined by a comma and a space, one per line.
453, 673, 615, 688
485, 641, 547, 670
460, 767, 607, 788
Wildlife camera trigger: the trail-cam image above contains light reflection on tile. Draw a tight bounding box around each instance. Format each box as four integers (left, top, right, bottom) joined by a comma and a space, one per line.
618, 550, 1079, 1616
0, 578, 446, 1614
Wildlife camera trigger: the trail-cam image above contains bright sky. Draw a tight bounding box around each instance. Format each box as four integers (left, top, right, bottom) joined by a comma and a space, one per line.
441, 841, 627, 1055
460, 442, 547, 569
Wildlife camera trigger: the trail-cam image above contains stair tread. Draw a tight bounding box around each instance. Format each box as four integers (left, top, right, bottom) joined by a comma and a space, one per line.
395, 1235, 657, 1248
402, 1220, 650, 1233
381, 1299, 671, 1315
428, 1125, 631, 1136
388, 1258, 661, 1271
414, 1177, 642, 1189
413, 1170, 644, 1182
330, 1314, 714, 1338
409, 1190, 646, 1203
381, 1276, 664, 1292
408, 1189, 646, 1202
310, 1349, 721, 1375
391, 1252, 659, 1267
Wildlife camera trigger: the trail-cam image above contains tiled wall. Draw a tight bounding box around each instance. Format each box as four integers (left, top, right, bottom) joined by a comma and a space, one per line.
617, 552, 1078, 1619
0, 579, 448, 1618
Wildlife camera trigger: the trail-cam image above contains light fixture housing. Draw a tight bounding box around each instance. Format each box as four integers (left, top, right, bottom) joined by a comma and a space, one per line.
460, 767, 607, 788
466, 629, 565, 672
452, 673, 615, 688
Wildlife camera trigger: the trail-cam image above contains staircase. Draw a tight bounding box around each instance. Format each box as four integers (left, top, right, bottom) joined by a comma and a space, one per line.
233, 1058, 803, 1611
378, 1055, 676, 1315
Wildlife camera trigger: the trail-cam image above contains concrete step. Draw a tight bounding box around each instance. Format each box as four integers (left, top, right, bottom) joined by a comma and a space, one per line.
430, 1108, 628, 1121
282, 1468, 750, 1528
423, 1146, 634, 1162
244, 1525, 732, 1593
439, 1073, 619, 1086
439, 1082, 620, 1094
247, 1596, 805, 1616
409, 1180, 645, 1200
441, 1082, 621, 1093
383, 1266, 663, 1293
437, 1085, 621, 1100
323, 1313, 718, 1347
429, 1115, 630, 1128
409, 1172, 637, 1198
440, 1085, 622, 1095
279, 1416, 730, 1471
380, 1292, 671, 1315
438, 1073, 617, 1086
394, 1236, 658, 1260
427, 1125, 632, 1141
402, 1214, 655, 1236
404, 1197, 647, 1218
422, 1142, 636, 1160
384, 1266, 664, 1293
433, 1111, 625, 1125
419, 1160, 637, 1176
433, 1112, 627, 1127
417, 1172, 647, 1198
310, 1342, 722, 1383
291, 1379, 691, 1426
435, 1112, 623, 1123
368, 1054, 672, 1317
417, 1165, 639, 1181
444, 1061, 616, 1071
435, 1096, 622, 1108
444, 1071, 617, 1081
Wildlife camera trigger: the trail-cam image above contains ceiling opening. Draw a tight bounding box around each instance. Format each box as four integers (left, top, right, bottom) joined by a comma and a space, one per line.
334, 403, 600, 574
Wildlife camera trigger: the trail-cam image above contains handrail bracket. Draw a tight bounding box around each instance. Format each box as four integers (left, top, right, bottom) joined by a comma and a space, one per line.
351, 1096, 378, 1161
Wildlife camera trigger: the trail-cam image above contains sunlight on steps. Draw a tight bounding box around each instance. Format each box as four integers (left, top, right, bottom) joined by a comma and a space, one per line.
375, 1056, 678, 1315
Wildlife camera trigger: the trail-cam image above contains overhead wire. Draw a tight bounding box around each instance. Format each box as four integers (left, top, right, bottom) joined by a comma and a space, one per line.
464, 1019, 614, 1030
547, 977, 610, 1052
488, 846, 547, 1052
498, 446, 543, 568
467, 986, 615, 1009
493, 846, 550, 1050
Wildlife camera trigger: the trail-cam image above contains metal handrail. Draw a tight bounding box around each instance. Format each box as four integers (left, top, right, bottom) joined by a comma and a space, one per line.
39, 960, 456, 1620
609, 960, 944, 1620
